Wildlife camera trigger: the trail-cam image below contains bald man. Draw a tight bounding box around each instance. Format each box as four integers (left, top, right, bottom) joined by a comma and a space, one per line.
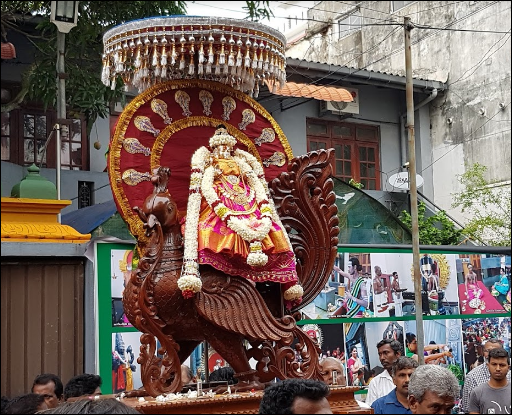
320, 357, 347, 386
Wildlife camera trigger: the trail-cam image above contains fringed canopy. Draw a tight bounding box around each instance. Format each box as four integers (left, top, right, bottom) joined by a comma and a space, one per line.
102, 16, 287, 98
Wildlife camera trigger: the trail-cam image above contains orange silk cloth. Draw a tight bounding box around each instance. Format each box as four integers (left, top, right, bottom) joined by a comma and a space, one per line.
196, 158, 297, 284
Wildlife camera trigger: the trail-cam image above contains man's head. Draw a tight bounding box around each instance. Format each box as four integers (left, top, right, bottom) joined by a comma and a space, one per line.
31, 373, 63, 409
209, 366, 237, 385
35, 397, 141, 414
408, 365, 460, 414
487, 348, 510, 382
63, 374, 102, 401
374, 266, 382, 276
320, 357, 346, 386
348, 257, 362, 275
376, 339, 403, 371
4, 393, 48, 414
391, 357, 418, 398
259, 378, 332, 414
482, 338, 504, 360
181, 365, 193, 387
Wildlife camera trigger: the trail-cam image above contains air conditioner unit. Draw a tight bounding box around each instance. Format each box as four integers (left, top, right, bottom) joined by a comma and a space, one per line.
320, 87, 360, 115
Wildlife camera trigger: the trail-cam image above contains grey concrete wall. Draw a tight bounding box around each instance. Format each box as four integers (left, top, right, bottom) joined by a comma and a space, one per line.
288, 0, 511, 223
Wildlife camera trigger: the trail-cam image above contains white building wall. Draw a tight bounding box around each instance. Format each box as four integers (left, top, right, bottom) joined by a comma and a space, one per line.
288, 1, 511, 226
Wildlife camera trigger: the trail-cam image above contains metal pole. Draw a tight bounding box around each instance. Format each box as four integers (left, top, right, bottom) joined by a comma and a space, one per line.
56, 30, 65, 222
404, 16, 425, 365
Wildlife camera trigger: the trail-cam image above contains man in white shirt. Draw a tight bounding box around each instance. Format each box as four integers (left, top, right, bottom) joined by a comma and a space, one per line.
366, 339, 403, 406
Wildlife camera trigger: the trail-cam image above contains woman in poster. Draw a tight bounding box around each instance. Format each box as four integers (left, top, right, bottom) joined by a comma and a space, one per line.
347, 347, 364, 385
405, 333, 452, 364
493, 268, 510, 297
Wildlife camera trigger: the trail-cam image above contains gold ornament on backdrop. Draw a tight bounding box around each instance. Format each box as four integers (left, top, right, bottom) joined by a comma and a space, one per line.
410, 254, 451, 289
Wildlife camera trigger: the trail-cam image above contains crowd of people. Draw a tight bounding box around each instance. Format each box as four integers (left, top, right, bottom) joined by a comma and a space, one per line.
2, 336, 510, 414
0, 373, 139, 414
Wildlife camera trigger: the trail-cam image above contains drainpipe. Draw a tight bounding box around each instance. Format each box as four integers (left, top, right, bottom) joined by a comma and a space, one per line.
400, 88, 438, 166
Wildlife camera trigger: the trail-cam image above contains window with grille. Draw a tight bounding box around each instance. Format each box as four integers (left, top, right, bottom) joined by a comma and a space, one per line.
1, 109, 88, 170
1, 111, 10, 161
338, 12, 362, 40
307, 119, 381, 190
392, 1, 416, 12
22, 112, 49, 166
60, 119, 86, 170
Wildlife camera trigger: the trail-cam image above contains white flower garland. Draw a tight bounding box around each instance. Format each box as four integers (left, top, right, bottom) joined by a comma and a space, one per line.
284, 284, 304, 301
178, 146, 210, 296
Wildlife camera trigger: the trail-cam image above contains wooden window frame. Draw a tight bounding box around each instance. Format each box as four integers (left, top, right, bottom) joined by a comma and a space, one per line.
1, 84, 89, 170
307, 118, 381, 190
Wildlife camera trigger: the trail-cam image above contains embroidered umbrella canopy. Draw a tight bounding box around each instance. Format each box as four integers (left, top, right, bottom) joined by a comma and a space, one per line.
102, 16, 287, 98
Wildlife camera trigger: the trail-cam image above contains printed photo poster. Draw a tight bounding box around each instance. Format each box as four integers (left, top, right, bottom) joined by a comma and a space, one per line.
344, 322, 371, 387
370, 252, 460, 317
404, 319, 465, 384
111, 331, 143, 393
301, 323, 347, 385
111, 248, 135, 327
457, 254, 511, 315
207, 346, 228, 374
364, 320, 405, 379
302, 252, 373, 319
462, 316, 511, 373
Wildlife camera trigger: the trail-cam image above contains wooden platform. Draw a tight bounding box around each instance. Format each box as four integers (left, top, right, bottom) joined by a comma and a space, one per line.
119, 386, 372, 414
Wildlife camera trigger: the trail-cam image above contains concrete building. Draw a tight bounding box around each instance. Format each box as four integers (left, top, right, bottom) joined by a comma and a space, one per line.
284, 0, 511, 232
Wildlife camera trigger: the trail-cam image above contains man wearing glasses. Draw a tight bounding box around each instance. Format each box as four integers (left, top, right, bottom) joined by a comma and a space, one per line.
462, 338, 511, 413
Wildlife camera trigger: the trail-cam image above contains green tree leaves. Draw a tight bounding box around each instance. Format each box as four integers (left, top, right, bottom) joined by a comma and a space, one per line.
399, 201, 464, 245
451, 163, 511, 246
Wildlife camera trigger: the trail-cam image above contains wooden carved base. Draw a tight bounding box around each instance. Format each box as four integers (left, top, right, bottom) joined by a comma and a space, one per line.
118, 386, 372, 414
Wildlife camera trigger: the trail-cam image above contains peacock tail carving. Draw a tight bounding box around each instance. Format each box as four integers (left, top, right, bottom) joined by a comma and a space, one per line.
123, 149, 339, 397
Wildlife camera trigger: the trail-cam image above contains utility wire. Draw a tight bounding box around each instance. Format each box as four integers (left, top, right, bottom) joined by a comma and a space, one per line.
448, 30, 511, 86
275, 0, 401, 23
263, 1, 502, 109
413, 25, 510, 34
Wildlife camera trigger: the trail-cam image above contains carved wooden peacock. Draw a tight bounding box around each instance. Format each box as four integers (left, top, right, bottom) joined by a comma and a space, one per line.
123, 149, 339, 397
